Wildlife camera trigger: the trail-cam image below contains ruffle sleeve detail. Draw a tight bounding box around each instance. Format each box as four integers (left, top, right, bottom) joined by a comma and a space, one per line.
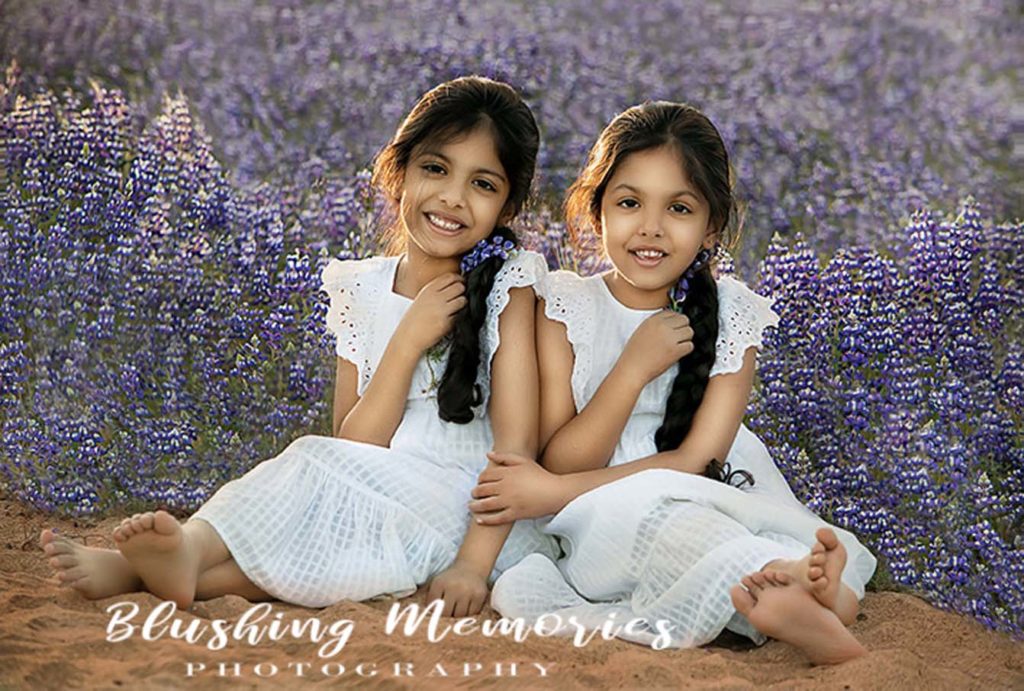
710, 276, 780, 378
320, 256, 392, 395
536, 270, 595, 412
476, 250, 549, 409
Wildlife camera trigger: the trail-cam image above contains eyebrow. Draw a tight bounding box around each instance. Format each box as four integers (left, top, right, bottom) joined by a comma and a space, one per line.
611, 183, 700, 201
418, 150, 507, 183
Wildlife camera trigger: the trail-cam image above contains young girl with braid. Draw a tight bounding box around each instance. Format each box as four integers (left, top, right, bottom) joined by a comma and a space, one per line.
468, 102, 877, 664
39, 76, 557, 615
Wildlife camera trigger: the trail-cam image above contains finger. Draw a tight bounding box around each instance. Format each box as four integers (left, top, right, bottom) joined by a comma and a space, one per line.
469, 592, 487, 616
676, 326, 694, 341
446, 296, 468, 313
439, 593, 455, 618
427, 581, 443, 603
474, 509, 515, 526
486, 451, 528, 465
470, 483, 499, 499
452, 597, 469, 619
440, 280, 467, 298
468, 497, 507, 513
676, 341, 694, 357
477, 468, 500, 483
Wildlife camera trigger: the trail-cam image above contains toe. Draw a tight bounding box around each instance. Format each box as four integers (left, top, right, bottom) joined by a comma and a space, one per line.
139, 513, 156, 530
39, 528, 56, 549
50, 555, 77, 569
741, 575, 762, 593
59, 566, 87, 582
152, 510, 179, 535
815, 527, 839, 550
750, 572, 769, 588
809, 565, 824, 580
730, 584, 757, 615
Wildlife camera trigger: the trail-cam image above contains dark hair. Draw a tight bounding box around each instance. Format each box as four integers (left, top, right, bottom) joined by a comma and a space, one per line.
371, 76, 539, 423
565, 101, 750, 485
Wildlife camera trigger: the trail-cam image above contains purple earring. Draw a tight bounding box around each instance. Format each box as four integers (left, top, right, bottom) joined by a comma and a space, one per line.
668, 246, 713, 310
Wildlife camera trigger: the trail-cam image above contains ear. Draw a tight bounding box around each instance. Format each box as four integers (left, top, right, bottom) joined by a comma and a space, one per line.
702, 223, 718, 250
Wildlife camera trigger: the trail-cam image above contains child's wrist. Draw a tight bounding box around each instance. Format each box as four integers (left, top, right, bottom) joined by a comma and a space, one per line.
452, 555, 494, 580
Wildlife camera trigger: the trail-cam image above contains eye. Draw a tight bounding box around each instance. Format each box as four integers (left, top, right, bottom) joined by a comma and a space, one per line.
421, 162, 446, 175
669, 202, 692, 214
617, 198, 640, 209
473, 178, 498, 193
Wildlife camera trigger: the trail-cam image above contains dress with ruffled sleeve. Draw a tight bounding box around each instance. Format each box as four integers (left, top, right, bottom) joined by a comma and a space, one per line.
191, 251, 558, 607
490, 271, 877, 648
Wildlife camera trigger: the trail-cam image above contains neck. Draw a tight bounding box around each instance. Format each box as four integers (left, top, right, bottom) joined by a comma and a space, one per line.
393, 243, 460, 298
603, 271, 671, 309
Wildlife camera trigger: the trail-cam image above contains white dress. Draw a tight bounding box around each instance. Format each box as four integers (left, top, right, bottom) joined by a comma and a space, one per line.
192, 251, 559, 607
490, 271, 877, 647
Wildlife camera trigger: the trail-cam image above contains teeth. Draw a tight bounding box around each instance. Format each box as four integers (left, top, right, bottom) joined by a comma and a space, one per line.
427, 213, 462, 231
634, 249, 665, 259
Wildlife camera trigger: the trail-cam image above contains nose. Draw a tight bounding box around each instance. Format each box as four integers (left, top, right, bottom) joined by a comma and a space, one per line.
438, 180, 466, 209
638, 210, 663, 238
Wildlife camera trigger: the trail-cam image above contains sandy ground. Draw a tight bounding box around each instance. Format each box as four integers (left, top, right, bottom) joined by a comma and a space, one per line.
1, 497, 1022, 690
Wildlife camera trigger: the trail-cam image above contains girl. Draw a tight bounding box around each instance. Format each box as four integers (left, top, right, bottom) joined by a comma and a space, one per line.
40, 76, 557, 616
467, 102, 877, 664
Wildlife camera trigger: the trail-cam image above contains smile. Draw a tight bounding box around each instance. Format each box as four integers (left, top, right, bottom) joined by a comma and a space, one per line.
425, 212, 465, 234
629, 248, 667, 267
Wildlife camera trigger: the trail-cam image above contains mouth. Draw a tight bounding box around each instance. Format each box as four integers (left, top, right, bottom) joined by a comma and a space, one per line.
424, 211, 466, 236
629, 247, 668, 267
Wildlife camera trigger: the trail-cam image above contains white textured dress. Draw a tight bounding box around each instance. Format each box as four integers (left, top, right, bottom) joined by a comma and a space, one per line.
192, 251, 559, 607
490, 271, 877, 647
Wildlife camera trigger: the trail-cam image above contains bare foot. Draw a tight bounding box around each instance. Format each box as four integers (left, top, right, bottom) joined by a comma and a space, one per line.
112, 511, 199, 608
760, 527, 847, 612
39, 529, 142, 599
730, 578, 867, 665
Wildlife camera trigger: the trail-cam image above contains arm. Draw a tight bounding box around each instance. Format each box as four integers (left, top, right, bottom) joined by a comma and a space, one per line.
470, 347, 757, 523
332, 272, 466, 445
550, 346, 756, 508
536, 301, 643, 473
539, 305, 694, 474
427, 286, 539, 615
334, 339, 423, 444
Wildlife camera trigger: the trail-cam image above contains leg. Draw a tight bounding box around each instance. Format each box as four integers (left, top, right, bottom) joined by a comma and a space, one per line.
730, 578, 866, 665
113, 511, 232, 608
196, 558, 272, 601
39, 529, 142, 599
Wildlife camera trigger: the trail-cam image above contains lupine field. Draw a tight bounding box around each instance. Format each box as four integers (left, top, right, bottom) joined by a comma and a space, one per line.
1, 0, 1021, 638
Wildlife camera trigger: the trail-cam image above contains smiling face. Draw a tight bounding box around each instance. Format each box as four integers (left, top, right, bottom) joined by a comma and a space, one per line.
398, 125, 510, 262
599, 145, 716, 307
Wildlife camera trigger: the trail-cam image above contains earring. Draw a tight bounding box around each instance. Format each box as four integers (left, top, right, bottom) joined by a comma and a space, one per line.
668, 246, 714, 309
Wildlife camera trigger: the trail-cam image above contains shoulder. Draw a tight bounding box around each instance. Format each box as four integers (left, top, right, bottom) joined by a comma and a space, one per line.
714, 275, 779, 328
710, 275, 779, 377
490, 249, 548, 293
536, 268, 593, 304
321, 255, 396, 289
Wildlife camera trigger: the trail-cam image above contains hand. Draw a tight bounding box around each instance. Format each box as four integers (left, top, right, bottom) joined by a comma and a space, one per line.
425, 560, 490, 617
469, 452, 566, 524
395, 273, 466, 354
617, 310, 694, 383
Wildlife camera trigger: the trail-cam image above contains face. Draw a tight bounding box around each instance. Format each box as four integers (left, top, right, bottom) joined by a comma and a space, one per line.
398, 126, 510, 261
599, 145, 716, 301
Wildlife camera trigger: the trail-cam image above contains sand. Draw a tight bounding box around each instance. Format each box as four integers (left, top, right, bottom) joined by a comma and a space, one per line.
1, 497, 1022, 690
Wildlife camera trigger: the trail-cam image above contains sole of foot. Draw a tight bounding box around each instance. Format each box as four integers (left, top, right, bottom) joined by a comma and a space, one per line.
730, 579, 866, 665
39, 528, 142, 599
112, 510, 198, 609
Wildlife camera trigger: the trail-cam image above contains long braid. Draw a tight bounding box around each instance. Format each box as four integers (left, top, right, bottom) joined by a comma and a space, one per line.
655, 265, 718, 450
437, 227, 517, 423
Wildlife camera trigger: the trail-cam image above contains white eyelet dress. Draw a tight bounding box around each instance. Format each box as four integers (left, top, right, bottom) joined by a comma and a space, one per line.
191, 251, 559, 607
489, 271, 877, 647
